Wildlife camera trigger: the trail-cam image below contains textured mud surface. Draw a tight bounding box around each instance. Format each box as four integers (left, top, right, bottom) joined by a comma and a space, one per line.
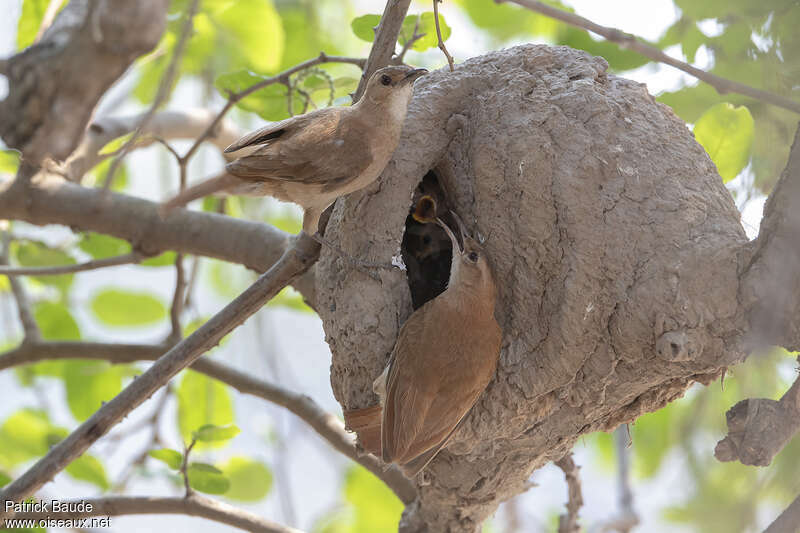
316, 44, 747, 531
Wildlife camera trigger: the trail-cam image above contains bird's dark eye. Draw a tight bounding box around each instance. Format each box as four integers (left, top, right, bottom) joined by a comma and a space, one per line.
380, 74, 392, 86
468, 251, 479, 263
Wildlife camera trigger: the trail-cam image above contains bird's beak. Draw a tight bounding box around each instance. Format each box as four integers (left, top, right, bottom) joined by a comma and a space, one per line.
402, 68, 428, 84
436, 214, 464, 254
449, 210, 468, 251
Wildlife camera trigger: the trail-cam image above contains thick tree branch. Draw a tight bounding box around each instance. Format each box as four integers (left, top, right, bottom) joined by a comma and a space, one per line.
499, 0, 800, 114
764, 493, 800, 533
0, 175, 315, 305
715, 358, 800, 467
0, 234, 320, 518
6, 494, 302, 533
554, 454, 582, 533
0, 252, 141, 276
354, 0, 412, 102
64, 109, 242, 182
0, 0, 170, 162
0, 340, 416, 504
740, 123, 800, 350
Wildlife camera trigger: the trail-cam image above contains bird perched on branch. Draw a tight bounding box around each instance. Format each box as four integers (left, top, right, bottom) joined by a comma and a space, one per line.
162, 65, 427, 238
374, 209, 502, 478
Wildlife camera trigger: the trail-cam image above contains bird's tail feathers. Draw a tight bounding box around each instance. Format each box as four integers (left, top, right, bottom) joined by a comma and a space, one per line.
160, 173, 241, 215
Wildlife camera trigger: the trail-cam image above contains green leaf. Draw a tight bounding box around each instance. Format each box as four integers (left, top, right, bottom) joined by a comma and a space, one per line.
193, 424, 240, 442
0, 471, 11, 487
266, 213, 302, 235
89, 157, 129, 192
0, 150, 20, 175
400, 12, 452, 52
0, 275, 8, 292
693, 103, 755, 182
215, 70, 304, 121
90, 289, 167, 327
98, 133, 134, 156
78, 233, 132, 259
177, 371, 234, 447
65, 454, 110, 490
12, 240, 76, 294
206, 260, 255, 299
0, 409, 66, 467
63, 360, 124, 421
16, 0, 66, 50
222, 456, 273, 502
33, 302, 81, 341
140, 251, 177, 267
149, 448, 184, 470
188, 462, 230, 494
351, 14, 381, 42
214, 0, 284, 74
344, 466, 403, 532
268, 287, 313, 314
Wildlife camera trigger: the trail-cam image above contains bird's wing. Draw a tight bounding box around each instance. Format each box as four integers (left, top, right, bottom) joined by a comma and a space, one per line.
223, 114, 300, 153
225, 107, 375, 186
381, 301, 485, 466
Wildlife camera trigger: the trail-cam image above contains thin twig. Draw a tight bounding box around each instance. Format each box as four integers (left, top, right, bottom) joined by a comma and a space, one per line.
591, 425, 639, 533
181, 53, 366, 164
0, 252, 141, 276
110, 386, 172, 492
0, 233, 322, 518
499, 0, 800, 114
168, 253, 186, 342
0, 340, 417, 504
354, 0, 413, 102
555, 454, 583, 533
433, 0, 454, 71
102, 0, 201, 191
7, 494, 303, 533
395, 15, 424, 64
0, 233, 40, 341
32, 0, 63, 45
181, 438, 196, 496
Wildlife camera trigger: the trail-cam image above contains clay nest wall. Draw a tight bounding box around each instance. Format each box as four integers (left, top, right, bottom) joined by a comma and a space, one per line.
315, 44, 749, 532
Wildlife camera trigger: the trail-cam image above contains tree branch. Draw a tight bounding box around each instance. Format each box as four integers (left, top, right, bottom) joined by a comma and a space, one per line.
591, 425, 639, 533
0, 175, 316, 305
499, 0, 800, 114
764, 492, 800, 533
0, 232, 41, 341
182, 53, 366, 164
6, 494, 303, 533
432, 0, 454, 72
740, 123, 800, 350
0, 0, 170, 162
102, 0, 200, 191
64, 109, 242, 182
354, 0, 413, 102
0, 340, 416, 504
715, 358, 800, 467
0, 252, 141, 276
554, 454, 583, 533
0, 233, 320, 518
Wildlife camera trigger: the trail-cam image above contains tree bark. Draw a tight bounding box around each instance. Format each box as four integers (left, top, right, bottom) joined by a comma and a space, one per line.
316, 44, 757, 531
0, 0, 169, 163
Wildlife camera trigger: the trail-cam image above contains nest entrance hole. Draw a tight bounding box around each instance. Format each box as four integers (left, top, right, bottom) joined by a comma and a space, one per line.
401, 170, 454, 309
